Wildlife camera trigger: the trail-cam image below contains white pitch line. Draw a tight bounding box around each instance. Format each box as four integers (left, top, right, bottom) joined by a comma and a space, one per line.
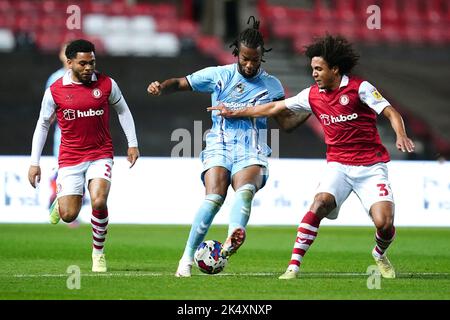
213, 272, 450, 277
7, 272, 450, 278
11, 272, 163, 278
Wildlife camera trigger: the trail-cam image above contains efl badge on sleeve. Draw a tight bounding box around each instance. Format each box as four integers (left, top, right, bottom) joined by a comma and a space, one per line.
371, 90, 383, 100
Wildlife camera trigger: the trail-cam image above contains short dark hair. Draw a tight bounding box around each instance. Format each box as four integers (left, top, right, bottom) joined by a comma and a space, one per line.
65, 39, 95, 59
229, 16, 271, 62
305, 35, 359, 75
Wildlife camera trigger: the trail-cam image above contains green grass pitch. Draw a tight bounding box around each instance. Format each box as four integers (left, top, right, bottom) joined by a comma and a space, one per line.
0, 224, 449, 300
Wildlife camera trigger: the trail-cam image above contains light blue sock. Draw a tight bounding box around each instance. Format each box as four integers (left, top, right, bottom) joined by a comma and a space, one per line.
228, 184, 256, 237
181, 194, 224, 261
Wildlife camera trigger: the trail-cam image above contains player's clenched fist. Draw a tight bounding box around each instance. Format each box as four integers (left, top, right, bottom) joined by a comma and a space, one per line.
28, 165, 41, 188
147, 81, 162, 96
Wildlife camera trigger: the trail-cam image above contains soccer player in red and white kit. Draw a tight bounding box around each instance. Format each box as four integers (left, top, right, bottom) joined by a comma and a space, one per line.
28, 39, 140, 272
208, 35, 415, 279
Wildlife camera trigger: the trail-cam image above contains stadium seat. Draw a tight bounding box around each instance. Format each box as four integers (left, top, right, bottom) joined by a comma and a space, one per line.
106, 16, 130, 35
14, 0, 38, 13
263, 5, 289, 21
154, 18, 178, 34
129, 3, 153, 16
62, 29, 84, 42
82, 35, 107, 55
336, 21, 359, 42
35, 32, 64, 53
401, 0, 424, 25
271, 21, 297, 39
216, 51, 235, 65
40, 0, 59, 14
333, 0, 357, 22
403, 24, 426, 45
102, 34, 130, 56
424, 24, 446, 45
86, 0, 108, 14
149, 3, 177, 20
292, 34, 314, 54
0, 28, 14, 51
129, 34, 157, 57
83, 14, 109, 36
37, 15, 65, 33
13, 14, 40, 33
195, 36, 223, 56
379, 22, 404, 44
313, 0, 334, 23
153, 33, 180, 57
380, 0, 402, 25
107, 1, 129, 16
0, 0, 13, 13
129, 15, 157, 35
175, 19, 199, 38
0, 13, 15, 29
424, 0, 444, 24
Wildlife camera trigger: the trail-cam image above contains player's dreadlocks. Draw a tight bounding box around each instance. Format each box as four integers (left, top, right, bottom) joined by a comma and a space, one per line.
230, 16, 271, 62
305, 34, 360, 75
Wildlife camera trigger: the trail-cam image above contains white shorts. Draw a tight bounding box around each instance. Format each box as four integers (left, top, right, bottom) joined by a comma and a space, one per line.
317, 162, 394, 220
56, 158, 113, 197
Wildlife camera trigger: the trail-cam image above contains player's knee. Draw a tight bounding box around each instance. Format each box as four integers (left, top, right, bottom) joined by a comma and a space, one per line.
312, 193, 336, 214
91, 198, 108, 211
236, 184, 256, 202
375, 217, 394, 235
371, 205, 394, 232
60, 210, 78, 223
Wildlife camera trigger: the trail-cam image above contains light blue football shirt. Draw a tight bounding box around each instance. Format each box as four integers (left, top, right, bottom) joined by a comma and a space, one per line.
46, 67, 66, 89
186, 64, 284, 157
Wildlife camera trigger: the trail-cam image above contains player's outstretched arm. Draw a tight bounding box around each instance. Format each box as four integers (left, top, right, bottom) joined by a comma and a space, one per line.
274, 109, 311, 133
147, 77, 191, 96
382, 105, 415, 153
207, 100, 287, 118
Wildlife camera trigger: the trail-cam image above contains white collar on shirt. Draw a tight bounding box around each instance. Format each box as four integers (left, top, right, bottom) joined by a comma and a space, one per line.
62, 70, 97, 86
319, 74, 349, 92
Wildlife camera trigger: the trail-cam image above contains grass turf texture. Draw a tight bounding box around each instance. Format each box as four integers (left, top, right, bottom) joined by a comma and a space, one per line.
0, 224, 449, 300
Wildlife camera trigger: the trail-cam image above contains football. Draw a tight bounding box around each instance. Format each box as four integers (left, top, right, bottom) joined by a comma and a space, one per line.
194, 240, 228, 274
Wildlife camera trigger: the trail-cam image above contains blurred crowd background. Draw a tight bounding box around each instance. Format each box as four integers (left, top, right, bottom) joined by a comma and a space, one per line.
0, 0, 449, 160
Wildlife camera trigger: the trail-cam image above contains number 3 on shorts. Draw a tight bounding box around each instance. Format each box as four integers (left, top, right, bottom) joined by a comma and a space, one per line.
377, 183, 389, 196
105, 163, 112, 179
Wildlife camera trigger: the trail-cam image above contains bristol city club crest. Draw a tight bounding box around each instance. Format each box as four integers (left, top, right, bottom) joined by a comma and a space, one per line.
339, 94, 349, 105
92, 88, 102, 99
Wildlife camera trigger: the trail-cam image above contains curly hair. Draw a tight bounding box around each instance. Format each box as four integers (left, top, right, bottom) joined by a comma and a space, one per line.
305, 35, 360, 74
65, 39, 96, 59
229, 16, 271, 62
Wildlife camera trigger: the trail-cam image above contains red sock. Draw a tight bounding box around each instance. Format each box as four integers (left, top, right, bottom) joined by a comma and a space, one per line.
373, 226, 396, 257
91, 208, 108, 254
288, 211, 322, 270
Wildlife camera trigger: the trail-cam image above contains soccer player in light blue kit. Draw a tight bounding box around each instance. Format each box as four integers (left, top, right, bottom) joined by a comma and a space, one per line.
147, 16, 309, 277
